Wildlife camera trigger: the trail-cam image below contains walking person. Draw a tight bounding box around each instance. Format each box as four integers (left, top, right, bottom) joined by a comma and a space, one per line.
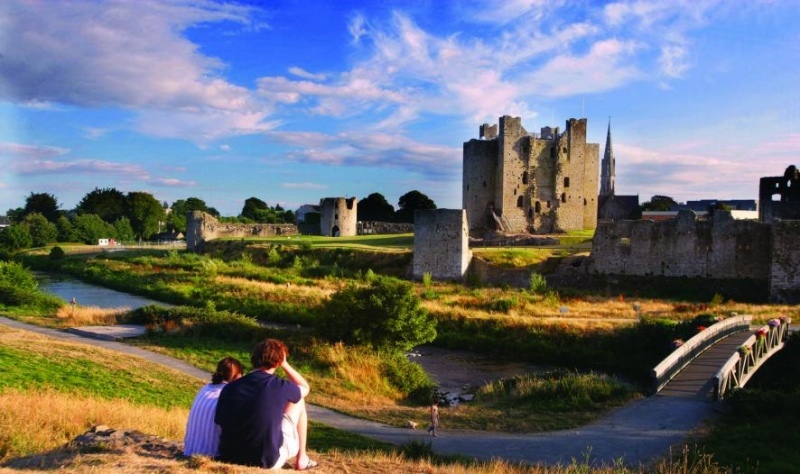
184, 357, 243, 457
427, 399, 440, 437
215, 338, 316, 470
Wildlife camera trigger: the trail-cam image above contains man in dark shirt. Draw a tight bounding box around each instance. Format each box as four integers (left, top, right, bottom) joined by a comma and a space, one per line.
215, 338, 316, 470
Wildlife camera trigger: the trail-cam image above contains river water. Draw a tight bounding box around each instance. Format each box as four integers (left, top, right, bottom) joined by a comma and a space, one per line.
35, 273, 532, 399
35, 272, 167, 310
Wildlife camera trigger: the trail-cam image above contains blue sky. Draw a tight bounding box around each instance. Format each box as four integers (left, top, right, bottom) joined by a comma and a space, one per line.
1, 0, 798, 216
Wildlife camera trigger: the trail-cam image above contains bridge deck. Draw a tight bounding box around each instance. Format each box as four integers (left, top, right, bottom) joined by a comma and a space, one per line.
658, 330, 753, 400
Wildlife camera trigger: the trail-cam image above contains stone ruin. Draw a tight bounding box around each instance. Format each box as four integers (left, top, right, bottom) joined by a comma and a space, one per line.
589, 166, 800, 303
186, 211, 298, 252
412, 209, 471, 281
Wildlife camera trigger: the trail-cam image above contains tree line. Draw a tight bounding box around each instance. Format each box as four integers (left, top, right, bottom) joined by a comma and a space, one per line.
1, 188, 437, 252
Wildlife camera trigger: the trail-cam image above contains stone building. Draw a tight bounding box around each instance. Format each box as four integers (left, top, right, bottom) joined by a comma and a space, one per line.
319, 197, 357, 237
759, 165, 800, 222
597, 120, 640, 221
186, 211, 298, 251
463, 115, 599, 235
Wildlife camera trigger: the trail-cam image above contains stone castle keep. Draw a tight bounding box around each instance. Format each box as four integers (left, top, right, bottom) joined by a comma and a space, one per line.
463, 116, 599, 235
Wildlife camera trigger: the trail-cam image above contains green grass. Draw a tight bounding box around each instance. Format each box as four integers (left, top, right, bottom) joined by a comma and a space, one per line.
0, 333, 199, 409
225, 233, 415, 251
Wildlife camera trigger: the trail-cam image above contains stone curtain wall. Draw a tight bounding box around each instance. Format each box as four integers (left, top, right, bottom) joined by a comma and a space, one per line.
590, 210, 772, 279
412, 209, 471, 281
770, 220, 800, 302
358, 221, 414, 234
463, 138, 498, 231
186, 211, 298, 251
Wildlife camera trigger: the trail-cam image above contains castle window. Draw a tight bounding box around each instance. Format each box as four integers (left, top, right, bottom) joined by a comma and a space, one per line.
547, 200, 551, 208
584, 198, 587, 205
561, 193, 566, 203
522, 171, 529, 184
483, 181, 487, 188
535, 202, 541, 213
564, 177, 570, 188
517, 196, 523, 208
335, 213, 339, 220
528, 209, 533, 218
550, 147, 556, 159
563, 147, 567, 153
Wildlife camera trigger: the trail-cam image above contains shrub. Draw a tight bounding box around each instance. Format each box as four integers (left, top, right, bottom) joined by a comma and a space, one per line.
529, 272, 547, 294
49, 246, 66, 260
379, 351, 435, 403
126, 305, 268, 342
316, 276, 437, 352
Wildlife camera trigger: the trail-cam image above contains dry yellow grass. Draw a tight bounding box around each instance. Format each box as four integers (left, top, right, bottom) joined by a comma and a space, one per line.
0, 389, 188, 460
214, 275, 336, 304
55, 305, 128, 327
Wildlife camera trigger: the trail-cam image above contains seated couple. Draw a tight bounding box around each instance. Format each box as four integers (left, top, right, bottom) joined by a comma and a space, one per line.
183, 338, 317, 470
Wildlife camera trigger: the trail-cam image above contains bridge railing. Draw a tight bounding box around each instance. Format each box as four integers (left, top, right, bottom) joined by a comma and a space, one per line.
651, 315, 752, 394
712, 317, 792, 401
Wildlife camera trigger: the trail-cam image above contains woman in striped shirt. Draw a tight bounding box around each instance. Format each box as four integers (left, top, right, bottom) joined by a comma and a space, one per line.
184, 357, 243, 457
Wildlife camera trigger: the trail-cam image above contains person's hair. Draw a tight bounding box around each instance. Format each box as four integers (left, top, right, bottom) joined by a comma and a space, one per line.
211, 357, 243, 384
250, 339, 288, 370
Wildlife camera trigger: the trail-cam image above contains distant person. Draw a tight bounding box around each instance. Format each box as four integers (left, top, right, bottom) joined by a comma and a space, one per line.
215, 339, 316, 470
184, 357, 243, 457
427, 399, 440, 437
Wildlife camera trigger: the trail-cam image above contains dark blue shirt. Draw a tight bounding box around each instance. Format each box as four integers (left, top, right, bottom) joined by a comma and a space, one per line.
215, 370, 301, 468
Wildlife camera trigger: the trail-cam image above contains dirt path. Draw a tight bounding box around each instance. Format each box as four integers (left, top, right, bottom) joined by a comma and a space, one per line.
0, 316, 716, 467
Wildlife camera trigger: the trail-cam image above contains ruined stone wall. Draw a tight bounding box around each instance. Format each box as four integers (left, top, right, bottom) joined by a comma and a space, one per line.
412, 209, 471, 281
319, 197, 357, 237
590, 210, 772, 279
463, 115, 599, 235
463, 135, 498, 231
769, 220, 800, 302
186, 211, 299, 252
358, 221, 414, 235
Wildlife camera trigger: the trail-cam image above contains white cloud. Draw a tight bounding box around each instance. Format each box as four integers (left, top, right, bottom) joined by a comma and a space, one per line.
0, 0, 275, 142
281, 182, 328, 190
220, 144, 231, 151
288, 67, 326, 81
12, 159, 149, 178
0, 142, 69, 158
147, 178, 197, 187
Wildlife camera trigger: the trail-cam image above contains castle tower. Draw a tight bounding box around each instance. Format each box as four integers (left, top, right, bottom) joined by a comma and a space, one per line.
319, 197, 357, 237
600, 120, 615, 197
463, 116, 599, 234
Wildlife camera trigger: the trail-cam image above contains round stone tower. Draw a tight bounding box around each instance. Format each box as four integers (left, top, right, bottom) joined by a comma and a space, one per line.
319, 197, 357, 237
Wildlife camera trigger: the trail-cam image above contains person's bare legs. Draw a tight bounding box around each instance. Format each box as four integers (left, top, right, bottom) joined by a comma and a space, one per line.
285, 399, 310, 469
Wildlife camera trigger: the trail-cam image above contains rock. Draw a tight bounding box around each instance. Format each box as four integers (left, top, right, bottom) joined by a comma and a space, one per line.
69, 425, 183, 459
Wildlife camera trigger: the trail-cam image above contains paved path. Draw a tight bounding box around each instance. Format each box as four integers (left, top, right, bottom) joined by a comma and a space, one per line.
0, 316, 718, 467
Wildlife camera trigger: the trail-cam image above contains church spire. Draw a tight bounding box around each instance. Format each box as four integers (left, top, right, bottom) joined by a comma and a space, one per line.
600, 118, 615, 197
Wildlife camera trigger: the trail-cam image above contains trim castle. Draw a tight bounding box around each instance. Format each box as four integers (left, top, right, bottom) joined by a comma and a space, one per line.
463, 116, 599, 235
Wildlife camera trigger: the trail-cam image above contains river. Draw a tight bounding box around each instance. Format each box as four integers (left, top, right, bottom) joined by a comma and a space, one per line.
35, 272, 168, 310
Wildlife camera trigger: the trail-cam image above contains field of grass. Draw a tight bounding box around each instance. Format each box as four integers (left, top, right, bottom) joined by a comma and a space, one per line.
0, 326, 743, 473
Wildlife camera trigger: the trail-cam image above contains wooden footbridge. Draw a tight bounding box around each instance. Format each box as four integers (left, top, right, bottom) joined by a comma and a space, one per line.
651, 315, 793, 401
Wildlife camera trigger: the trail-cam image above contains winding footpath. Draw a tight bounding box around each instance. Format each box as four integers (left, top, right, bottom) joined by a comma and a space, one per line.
0, 316, 717, 467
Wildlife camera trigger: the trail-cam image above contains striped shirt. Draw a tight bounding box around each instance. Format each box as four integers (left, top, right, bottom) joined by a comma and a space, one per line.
184, 383, 225, 456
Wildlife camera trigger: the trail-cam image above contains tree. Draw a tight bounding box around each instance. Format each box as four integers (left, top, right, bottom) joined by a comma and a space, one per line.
22, 213, 58, 247
315, 276, 437, 352
125, 192, 165, 241
641, 195, 677, 212
72, 214, 115, 244
0, 225, 32, 251
113, 216, 135, 242
76, 188, 126, 223
55, 215, 78, 243
6, 208, 24, 224
395, 190, 437, 224
23, 192, 61, 222
358, 192, 395, 222
241, 197, 269, 221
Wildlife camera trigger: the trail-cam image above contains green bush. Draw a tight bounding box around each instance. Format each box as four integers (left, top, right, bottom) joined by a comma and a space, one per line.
315, 276, 436, 352
529, 272, 547, 294
379, 351, 435, 403
0, 261, 39, 291
126, 305, 268, 342
49, 246, 66, 260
